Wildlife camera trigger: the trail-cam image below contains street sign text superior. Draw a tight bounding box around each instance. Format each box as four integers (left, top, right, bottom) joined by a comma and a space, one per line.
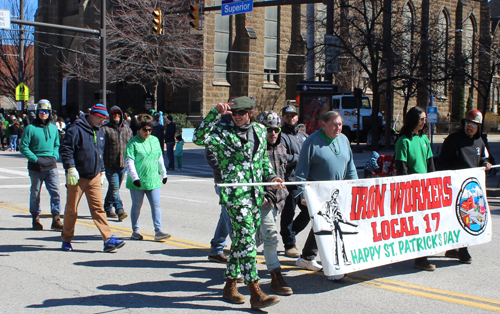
223, 2, 252, 15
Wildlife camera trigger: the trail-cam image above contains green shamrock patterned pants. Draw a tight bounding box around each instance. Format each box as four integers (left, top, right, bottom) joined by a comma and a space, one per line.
224, 203, 261, 285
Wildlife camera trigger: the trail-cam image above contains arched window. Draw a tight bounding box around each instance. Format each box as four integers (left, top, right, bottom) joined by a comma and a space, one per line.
435, 9, 449, 97
463, 16, 476, 82
401, 2, 414, 68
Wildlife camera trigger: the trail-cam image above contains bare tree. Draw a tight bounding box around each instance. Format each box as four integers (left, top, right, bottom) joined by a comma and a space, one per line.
60, 0, 202, 111
0, 0, 35, 100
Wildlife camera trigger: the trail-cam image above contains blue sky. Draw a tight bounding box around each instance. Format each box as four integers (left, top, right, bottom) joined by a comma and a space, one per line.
0, 0, 37, 20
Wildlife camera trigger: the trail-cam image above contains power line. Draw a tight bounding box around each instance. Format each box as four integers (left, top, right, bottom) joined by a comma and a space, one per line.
28, 38, 305, 76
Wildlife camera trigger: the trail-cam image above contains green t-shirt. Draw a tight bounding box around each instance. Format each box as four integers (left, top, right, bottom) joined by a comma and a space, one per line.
395, 134, 433, 174
125, 135, 163, 190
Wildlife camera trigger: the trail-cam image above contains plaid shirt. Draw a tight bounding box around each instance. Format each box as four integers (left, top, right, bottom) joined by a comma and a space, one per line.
265, 139, 289, 212
101, 122, 133, 168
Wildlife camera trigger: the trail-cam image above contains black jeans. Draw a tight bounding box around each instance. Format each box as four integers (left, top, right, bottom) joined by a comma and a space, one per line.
280, 186, 310, 250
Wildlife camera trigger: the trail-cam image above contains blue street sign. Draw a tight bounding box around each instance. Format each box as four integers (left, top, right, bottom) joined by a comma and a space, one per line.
221, 0, 253, 16
426, 106, 438, 123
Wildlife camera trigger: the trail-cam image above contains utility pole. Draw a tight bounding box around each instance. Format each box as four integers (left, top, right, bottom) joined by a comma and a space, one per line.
383, 0, 393, 149
324, 0, 333, 83
19, 0, 25, 112
100, 0, 107, 107
306, 4, 315, 81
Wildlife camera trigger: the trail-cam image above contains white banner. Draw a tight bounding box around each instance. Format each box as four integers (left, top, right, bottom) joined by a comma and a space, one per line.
303, 168, 492, 276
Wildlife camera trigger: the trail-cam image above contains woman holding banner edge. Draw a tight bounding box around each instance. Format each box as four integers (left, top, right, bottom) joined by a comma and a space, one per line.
394, 106, 436, 271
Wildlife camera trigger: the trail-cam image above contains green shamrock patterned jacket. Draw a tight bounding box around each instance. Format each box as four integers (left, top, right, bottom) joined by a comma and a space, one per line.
193, 108, 276, 207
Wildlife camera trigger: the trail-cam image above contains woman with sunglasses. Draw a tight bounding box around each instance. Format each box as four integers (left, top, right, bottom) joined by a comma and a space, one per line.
193, 96, 284, 310
125, 114, 170, 241
394, 106, 435, 271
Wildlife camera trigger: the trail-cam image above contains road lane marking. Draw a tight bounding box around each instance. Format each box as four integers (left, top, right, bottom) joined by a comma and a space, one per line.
1, 201, 500, 311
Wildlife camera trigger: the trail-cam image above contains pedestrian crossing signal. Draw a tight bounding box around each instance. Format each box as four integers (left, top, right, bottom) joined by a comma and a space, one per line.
189, 4, 200, 29
153, 10, 163, 34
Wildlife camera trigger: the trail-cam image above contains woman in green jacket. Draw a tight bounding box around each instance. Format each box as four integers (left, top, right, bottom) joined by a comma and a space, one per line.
125, 114, 170, 241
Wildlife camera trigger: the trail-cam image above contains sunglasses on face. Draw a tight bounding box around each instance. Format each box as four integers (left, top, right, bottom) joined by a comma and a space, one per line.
465, 121, 478, 127
142, 128, 153, 133
38, 110, 50, 114
267, 127, 281, 134
232, 110, 248, 117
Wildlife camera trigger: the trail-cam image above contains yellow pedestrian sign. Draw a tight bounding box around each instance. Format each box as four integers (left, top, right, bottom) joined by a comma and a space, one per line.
15, 83, 29, 101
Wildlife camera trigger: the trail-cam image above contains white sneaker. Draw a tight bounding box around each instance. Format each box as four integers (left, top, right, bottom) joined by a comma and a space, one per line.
296, 256, 323, 271
327, 274, 346, 281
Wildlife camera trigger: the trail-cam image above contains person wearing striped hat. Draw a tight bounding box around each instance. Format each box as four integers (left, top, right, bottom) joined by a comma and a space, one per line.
59, 104, 126, 252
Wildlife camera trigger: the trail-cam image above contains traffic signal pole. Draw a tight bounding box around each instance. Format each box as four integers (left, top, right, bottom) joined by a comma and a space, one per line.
11, 10, 106, 107
100, 0, 107, 107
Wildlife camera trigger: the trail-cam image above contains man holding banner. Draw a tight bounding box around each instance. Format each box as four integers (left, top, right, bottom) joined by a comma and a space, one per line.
436, 109, 491, 264
295, 111, 357, 281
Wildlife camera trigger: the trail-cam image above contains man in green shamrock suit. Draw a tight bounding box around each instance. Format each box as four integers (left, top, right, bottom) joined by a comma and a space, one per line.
193, 96, 284, 310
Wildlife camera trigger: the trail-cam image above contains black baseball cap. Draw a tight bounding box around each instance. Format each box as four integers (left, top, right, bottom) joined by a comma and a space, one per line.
282, 105, 298, 116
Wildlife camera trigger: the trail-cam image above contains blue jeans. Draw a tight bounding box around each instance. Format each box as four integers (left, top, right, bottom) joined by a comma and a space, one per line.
166, 143, 175, 169
104, 166, 126, 213
260, 203, 280, 271
130, 188, 163, 233
209, 186, 232, 256
9, 135, 18, 151
29, 168, 61, 215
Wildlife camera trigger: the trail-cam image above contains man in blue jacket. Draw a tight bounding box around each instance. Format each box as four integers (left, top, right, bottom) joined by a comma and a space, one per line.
59, 104, 125, 252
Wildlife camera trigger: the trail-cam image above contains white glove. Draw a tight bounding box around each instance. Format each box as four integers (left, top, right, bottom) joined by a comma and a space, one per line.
67, 167, 79, 185
100, 172, 106, 185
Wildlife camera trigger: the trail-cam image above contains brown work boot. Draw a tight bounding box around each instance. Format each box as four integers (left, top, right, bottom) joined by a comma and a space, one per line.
51, 214, 63, 231
248, 281, 280, 309
269, 268, 293, 296
222, 277, 246, 304
32, 214, 43, 230
284, 246, 300, 258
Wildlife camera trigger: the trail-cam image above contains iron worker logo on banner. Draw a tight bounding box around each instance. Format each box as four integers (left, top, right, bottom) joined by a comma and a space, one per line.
456, 178, 488, 236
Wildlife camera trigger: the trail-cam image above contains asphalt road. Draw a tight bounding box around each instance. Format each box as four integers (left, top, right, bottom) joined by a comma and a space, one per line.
0, 139, 499, 313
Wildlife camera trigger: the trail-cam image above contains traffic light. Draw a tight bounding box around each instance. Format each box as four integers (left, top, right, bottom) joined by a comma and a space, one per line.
153, 10, 163, 34
189, 4, 200, 29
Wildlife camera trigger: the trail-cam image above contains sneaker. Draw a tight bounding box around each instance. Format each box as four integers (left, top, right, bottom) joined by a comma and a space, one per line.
131, 231, 143, 240
208, 253, 228, 263
117, 211, 128, 222
296, 256, 323, 271
62, 242, 73, 251
103, 236, 126, 252
414, 258, 436, 271
154, 230, 171, 241
106, 211, 118, 219
458, 248, 472, 264
327, 274, 346, 281
284, 246, 300, 258
445, 249, 459, 259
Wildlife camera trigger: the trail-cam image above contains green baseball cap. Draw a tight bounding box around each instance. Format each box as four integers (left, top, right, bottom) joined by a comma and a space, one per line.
231, 96, 255, 110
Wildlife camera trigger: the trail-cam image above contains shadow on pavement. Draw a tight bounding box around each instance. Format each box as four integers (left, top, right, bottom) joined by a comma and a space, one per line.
26, 293, 248, 312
